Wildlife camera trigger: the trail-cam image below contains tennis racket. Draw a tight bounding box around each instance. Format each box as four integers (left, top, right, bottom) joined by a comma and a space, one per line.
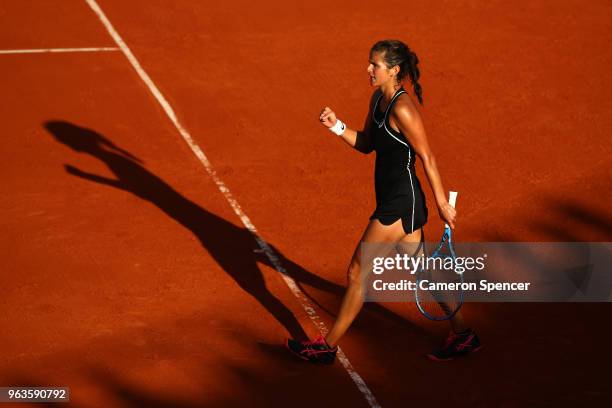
415, 191, 464, 321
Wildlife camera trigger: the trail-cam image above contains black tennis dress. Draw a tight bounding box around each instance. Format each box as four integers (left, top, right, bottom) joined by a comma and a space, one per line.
369, 87, 428, 234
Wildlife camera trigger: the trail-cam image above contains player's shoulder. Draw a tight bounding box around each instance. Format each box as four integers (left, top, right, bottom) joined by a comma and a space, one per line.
392, 92, 420, 123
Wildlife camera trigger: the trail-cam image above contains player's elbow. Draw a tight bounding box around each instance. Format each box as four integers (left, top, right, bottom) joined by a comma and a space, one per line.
418, 151, 436, 167
356, 144, 374, 154
355, 131, 374, 154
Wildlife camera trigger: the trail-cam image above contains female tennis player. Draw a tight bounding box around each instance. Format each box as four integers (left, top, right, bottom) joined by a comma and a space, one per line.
286, 40, 480, 363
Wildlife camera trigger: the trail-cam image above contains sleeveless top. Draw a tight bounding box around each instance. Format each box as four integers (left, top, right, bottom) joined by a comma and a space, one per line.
371, 87, 419, 204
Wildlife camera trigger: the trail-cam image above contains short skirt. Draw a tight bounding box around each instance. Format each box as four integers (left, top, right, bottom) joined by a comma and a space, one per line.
370, 193, 428, 235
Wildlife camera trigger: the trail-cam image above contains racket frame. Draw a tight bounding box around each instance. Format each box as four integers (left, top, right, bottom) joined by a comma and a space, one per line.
414, 191, 464, 321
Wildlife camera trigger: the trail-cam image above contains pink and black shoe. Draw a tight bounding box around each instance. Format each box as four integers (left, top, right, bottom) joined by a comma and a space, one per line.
428, 329, 482, 361
286, 335, 338, 365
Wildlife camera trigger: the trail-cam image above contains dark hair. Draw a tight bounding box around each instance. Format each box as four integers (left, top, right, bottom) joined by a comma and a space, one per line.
371, 39, 423, 105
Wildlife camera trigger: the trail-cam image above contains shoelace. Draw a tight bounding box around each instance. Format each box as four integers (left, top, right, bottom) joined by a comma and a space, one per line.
299, 336, 335, 357
455, 335, 475, 351
443, 332, 460, 349
300, 335, 325, 347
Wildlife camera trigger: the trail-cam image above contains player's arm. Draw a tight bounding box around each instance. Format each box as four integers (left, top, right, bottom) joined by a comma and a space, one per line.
64, 164, 126, 191
392, 103, 457, 228
318, 92, 379, 154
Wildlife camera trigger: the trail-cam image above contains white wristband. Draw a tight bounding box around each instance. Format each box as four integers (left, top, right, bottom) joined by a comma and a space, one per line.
329, 119, 346, 136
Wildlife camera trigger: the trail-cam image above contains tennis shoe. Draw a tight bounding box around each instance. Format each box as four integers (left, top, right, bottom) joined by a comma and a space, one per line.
286, 335, 338, 365
428, 329, 482, 361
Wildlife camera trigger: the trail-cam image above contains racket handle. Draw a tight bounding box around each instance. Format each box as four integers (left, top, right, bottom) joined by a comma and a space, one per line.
445, 191, 458, 229
448, 191, 458, 208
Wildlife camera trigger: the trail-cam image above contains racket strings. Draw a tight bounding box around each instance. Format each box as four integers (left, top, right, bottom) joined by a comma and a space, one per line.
416, 238, 464, 321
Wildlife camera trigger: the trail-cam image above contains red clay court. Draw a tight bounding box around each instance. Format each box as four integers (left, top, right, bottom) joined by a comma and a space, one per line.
1, 1, 611, 407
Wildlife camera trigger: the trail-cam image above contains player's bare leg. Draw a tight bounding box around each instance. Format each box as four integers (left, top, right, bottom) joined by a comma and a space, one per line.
325, 219, 418, 346
287, 218, 412, 363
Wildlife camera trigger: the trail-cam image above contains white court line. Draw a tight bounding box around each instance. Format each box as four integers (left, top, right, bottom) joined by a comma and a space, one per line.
0, 47, 119, 55
84, 1, 381, 407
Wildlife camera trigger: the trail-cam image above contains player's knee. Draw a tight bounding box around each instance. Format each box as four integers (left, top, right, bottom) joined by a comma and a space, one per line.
347, 260, 363, 287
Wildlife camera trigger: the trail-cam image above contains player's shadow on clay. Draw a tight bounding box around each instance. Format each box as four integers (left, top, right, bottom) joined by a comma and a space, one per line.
44, 120, 421, 342
44, 120, 323, 340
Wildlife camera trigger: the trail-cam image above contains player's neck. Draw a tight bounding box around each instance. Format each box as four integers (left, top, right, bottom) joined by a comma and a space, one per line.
380, 82, 402, 103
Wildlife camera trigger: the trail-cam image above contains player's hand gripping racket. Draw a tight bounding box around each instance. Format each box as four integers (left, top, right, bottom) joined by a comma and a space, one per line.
415, 191, 464, 321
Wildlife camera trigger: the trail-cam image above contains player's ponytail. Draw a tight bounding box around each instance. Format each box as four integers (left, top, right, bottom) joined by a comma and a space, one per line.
371, 40, 424, 105
404, 50, 423, 105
